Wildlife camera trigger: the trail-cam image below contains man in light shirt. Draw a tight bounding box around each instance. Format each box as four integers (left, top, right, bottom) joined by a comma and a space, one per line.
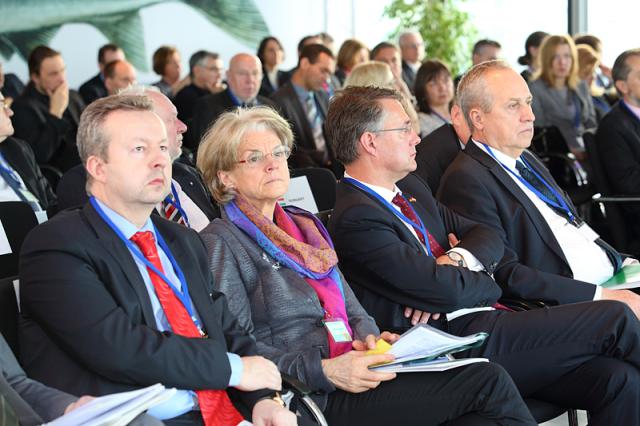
438, 60, 640, 313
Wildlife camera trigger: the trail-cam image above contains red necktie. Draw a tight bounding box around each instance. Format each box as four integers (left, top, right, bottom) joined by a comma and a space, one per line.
392, 193, 446, 257
130, 231, 243, 426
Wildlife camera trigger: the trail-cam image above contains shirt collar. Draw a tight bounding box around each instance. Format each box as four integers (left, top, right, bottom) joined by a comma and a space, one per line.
343, 172, 400, 203
473, 140, 522, 173
94, 198, 155, 240
623, 100, 640, 121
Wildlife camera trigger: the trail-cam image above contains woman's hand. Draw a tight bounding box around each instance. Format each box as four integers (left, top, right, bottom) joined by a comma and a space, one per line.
321, 351, 396, 393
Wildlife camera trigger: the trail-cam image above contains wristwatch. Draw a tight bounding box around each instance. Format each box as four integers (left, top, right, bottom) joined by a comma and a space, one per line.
257, 391, 286, 408
447, 251, 466, 268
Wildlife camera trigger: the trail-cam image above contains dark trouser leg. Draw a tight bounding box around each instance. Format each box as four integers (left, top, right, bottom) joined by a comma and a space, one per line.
323, 362, 536, 426
448, 300, 640, 421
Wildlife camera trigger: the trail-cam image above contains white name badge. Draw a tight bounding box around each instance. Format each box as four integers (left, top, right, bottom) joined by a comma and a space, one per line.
324, 320, 352, 343
576, 222, 600, 242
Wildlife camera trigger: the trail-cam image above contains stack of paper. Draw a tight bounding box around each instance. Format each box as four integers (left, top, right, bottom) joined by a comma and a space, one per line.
600, 264, 640, 290
45, 383, 175, 426
369, 324, 488, 373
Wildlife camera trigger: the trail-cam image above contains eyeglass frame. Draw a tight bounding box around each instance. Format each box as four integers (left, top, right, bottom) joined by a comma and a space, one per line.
236, 144, 292, 167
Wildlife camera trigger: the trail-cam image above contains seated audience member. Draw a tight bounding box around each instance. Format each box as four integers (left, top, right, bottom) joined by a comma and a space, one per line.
11, 46, 85, 172
597, 48, 640, 251
574, 33, 613, 91
370, 41, 414, 102
56, 86, 219, 229
151, 46, 186, 99
576, 44, 611, 120
0, 333, 161, 425
19, 94, 295, 426
415, 60, 455, 137
454, 39, 501, 87
334, 39, 369, 86
518, 32, 548, 82
436, 61, 640, 311
318, 32, 335, 53
528, 35, 596, 158
398, 31, 424, 93
0, 93, 56, 212
196, 106, 536, 426
414, 101, 470, 192
189, 53, 273, 153
344, 61, 419, 135
0, 62, 25, 103
79, 43, 125, 105
325, 85, 640, 425
257, 36, 287, 98
271, 44, 335, 169
282, 34, 324, 81
103, 60, 137, 95
174, 50, 224, 124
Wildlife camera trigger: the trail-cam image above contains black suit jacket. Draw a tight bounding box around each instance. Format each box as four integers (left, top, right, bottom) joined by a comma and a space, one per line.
11, 83, 84, 172
271, 81, 330, 168
401, 61, 416, 94
1, 74, 25, 100
327, 174, 503, 331
414, 123, 461, 193
18, 203, 270, 414
0, 137, 56, 210
174, 83, 210, 124
438, 141, 620, 305
258, 69, 288, 98
56, 163, 220, 219
187, 89, 275, 152
78, 73, 107, 105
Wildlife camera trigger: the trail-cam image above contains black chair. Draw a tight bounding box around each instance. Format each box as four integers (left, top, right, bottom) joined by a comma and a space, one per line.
0, 201, 38, 279
289, 167, 337, 212
39, 164, 63, 194
583, 130, 640, 256
0, 276, 20, 356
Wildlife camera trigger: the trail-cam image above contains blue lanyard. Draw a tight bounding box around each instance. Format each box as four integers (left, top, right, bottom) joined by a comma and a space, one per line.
342, 178, 433, 256
0, 153, 22, 187
572, 92, 582, 129
164, 182, 191, 228
482, 144, 577, 224
89, 196, 203, 331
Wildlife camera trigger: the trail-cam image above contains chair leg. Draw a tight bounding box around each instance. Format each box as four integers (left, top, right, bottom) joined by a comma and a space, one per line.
567, 408, 579, 426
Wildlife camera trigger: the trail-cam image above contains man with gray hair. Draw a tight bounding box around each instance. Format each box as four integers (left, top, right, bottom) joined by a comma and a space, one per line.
56, 86, 219, 230
438, 60, 639, 313
19, 93, 296, 426
597, 48, 640, 251
174, 51, 224, 124
327, 84, 640, 425
398, 31, 424, 93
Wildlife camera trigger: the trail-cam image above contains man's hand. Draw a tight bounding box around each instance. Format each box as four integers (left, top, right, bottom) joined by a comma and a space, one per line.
252, 399, 297, 426
601, 288, 640, 319
403, 307, 440, 325
321, 351, 396, 393
64, 395, 94, 414
236, 356, 282, 392
448, 233, 460, 248
436, 255, 459, 266
351, 332, 401, 351
48, 82, 69, 118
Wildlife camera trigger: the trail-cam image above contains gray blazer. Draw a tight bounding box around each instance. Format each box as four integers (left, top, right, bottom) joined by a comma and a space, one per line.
1, 333, 76, 425
529, 78, 597, 151
200, 217, 379, 409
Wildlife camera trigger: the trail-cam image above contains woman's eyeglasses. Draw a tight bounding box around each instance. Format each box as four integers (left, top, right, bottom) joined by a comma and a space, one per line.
237, 145, 291, 167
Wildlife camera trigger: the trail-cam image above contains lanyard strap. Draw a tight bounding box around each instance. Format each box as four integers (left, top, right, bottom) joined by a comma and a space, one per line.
482, 144, 577, 224
89, 196, 201, 328
164, 182, 191, 228
572, 91, 582, 129
431, 110, 450, 125
342, 178, 433, 256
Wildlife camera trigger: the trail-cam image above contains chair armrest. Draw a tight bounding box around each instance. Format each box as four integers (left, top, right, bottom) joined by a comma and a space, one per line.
592, 193, 640, 203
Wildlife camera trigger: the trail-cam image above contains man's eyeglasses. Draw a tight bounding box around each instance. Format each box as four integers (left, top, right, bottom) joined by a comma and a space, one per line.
372, 125, 413, 136
0, 98, 10, 111
237, 145, 291, 167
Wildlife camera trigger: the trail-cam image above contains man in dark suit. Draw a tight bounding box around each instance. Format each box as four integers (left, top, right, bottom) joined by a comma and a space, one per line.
325, 86, 640, 424
597, 49, 640, 245
0, 93, 56, 213
398, 32, 424, 93
437, 61, 640, 312
188, 54, 273, 154
78, 44, 125, 105
414, 102, 470, 192
173, 50, 223, 125
56, 87, 219, 229
0, 62, 25, 102
19, 94, 295, 425
271, 44, 335, 169
11, 46, 85, 172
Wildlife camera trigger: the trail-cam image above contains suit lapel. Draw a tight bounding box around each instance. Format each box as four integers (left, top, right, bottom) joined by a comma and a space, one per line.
82, 204, 157, 326
465, 142, 569, 263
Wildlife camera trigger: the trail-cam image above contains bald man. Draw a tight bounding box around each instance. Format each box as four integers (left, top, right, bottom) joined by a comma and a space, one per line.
104, 60, 137, 95
188, 53, 275, 153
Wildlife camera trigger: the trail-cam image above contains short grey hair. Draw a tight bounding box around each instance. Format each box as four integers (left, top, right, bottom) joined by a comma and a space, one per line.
456, 60, 511, 130
196, 106, 293, 204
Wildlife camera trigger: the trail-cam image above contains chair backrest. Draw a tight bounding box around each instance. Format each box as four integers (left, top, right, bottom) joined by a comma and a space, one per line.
289, 168, 337, 212
0, 276, 19, 355
0, 202, 38, 279
583, 130, 612, 195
